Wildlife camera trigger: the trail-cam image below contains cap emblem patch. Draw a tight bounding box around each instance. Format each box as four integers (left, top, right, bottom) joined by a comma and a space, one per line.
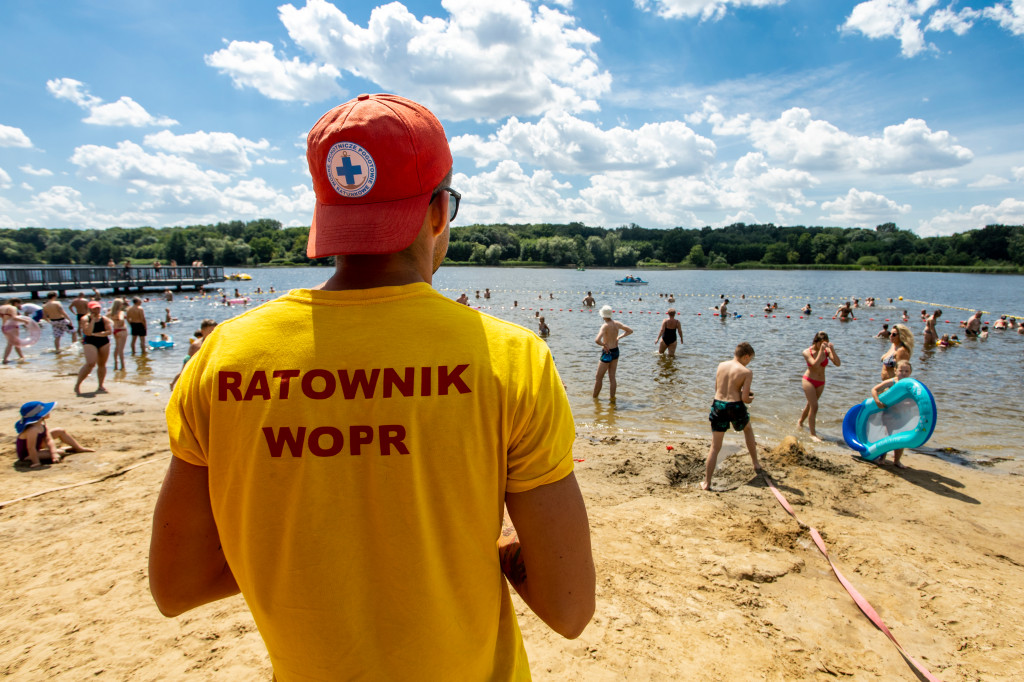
326, 142, 376, 198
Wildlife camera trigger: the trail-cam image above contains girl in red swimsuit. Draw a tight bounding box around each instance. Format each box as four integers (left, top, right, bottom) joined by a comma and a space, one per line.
798, 331, 841, 442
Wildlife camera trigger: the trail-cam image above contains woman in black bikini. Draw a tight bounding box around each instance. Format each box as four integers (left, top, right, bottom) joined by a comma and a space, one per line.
75, 302, 112, 395
798, 331, 840, 442
656, 309, 682, 356
880, 323, 913, 380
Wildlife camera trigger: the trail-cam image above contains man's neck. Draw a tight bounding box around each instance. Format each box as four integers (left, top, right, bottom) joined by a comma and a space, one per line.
315, 256, 431, 291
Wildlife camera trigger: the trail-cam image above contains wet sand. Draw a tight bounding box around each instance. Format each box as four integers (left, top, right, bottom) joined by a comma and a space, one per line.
2, 365, 1022, 680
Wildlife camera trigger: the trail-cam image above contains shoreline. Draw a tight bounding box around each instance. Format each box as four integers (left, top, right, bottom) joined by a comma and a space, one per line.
2, 364, 1023, 679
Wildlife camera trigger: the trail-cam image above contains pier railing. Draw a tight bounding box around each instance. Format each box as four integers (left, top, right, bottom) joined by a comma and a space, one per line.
0, 265, 225, 298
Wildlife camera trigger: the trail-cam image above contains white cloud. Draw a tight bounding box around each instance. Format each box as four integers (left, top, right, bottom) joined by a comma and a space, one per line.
46, 78, 178, 127
143, 130, 271, 174
0, 167, 11, 189
210, 0, 612, 120
909, 171, 958, 188
1013, 166, 1024, 181
844, 0, 1024, 54
21, 182, 33, 191
0, 124, 33, 148
842, 0, 937, 57
19, 165, 53, 177
745, 108, 972, 173
918, 197, 1024, 236
635, 0, 789, 22
450, 110, 716, 177
820, 188, 911, 226
69, 141, 230, 187
968, 174, 1009, 188
983, 0, 1024, 35
926, 7, 980, 34
204, 40, 344, 102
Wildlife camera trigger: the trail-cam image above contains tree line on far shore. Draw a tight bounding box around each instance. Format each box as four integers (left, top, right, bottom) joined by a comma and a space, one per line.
1, 220, 1023, 273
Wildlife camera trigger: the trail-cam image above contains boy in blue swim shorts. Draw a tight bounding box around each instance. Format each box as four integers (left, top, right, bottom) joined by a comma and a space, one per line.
702, 342, 760, 491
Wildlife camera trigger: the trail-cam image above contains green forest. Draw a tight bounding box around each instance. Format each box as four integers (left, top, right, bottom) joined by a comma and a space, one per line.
2, 220, 1023, 273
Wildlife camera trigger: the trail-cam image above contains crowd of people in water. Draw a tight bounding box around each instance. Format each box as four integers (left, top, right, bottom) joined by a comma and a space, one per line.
5, 285, 1020, 474
446, 287, 1020, 489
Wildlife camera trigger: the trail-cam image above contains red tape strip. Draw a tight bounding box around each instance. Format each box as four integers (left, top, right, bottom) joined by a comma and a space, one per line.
761, 471, 942, 682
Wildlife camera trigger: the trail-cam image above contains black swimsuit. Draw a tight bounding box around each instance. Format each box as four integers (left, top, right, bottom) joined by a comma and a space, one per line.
662, 327, 677, 345
84, 318, 109, 348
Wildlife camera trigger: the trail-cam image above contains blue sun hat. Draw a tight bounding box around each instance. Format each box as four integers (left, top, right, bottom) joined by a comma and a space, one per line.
15, 401, 55, 433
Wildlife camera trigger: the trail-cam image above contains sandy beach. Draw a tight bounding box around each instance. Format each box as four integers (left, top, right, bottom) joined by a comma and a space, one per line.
2, 364, 1022, 680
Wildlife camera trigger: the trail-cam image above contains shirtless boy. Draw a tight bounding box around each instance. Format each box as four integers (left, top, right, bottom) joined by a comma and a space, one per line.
582, 291, 596, 307
656, 309, 682, 356
126, 297, 147, 355
69, 293, 89, 337
593, 304, 633, 400
702, 342, 760, 491
43, 292, 76, 350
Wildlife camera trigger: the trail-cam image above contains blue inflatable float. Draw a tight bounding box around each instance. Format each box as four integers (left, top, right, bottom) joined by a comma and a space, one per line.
842, 378, 937, 461
148, 337, 174, 349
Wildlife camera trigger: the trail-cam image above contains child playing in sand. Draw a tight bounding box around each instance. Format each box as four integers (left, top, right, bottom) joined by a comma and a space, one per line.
702, 342, 760, 491
870, 360, 913, 468
15, 401, 93, 468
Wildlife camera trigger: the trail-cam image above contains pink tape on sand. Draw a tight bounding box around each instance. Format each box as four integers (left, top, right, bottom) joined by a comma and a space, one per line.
760, 471, 942, 682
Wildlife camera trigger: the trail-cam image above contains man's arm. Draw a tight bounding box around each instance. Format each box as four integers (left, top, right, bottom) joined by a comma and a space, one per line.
149, 456, 239, 617
500, 472, 595, 639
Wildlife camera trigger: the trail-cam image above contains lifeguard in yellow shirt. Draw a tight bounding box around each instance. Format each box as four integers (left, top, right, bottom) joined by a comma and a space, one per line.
149, 94, 595, 681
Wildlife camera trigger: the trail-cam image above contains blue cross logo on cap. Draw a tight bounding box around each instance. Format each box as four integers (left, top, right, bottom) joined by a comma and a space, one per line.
326, 142, 376, 198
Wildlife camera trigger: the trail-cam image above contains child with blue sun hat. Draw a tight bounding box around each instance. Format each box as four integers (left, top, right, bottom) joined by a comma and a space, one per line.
15, 401, 93, 468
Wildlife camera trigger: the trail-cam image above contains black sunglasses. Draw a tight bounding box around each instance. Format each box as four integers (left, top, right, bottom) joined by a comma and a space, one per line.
432, 187, 461, 223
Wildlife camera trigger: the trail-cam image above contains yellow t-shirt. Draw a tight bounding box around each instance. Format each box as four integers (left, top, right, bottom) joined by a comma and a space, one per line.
166, 283, 575, 681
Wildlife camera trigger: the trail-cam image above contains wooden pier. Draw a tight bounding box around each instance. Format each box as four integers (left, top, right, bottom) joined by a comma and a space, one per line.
0, 265, 225, 299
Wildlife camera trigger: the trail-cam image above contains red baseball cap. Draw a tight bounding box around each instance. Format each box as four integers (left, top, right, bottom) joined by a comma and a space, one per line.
87, 301, 101, 309
306, 93, 453, 258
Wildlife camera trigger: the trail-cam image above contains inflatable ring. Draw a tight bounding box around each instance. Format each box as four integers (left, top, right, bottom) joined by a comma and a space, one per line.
842, 378, 937, 461
2, 315, 42, 348
227, 297, 250, 305
148, 337, 175, 349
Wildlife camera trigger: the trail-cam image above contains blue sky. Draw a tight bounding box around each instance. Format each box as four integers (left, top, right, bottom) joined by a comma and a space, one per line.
1, 0, 1022, 236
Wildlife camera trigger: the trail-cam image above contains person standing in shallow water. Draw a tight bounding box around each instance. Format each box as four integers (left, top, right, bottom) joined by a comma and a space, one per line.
798, 331, 840, 442
593, 304, 632, 400
923, 309, 942, 346
655, 308, 682, 356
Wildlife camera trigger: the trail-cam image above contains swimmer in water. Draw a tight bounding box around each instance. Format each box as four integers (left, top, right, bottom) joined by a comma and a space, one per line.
923, 309, 942, 346
655, 309, 682, 356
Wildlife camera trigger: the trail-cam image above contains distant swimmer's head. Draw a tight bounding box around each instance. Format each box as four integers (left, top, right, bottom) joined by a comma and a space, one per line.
305, 94, 453, 259
599, 305, 614, 319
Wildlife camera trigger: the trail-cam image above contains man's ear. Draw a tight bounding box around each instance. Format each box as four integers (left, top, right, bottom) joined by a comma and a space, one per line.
428, 191, 448, 237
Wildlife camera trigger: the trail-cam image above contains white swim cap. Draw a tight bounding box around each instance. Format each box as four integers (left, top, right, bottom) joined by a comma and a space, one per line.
599, 305, 614, 318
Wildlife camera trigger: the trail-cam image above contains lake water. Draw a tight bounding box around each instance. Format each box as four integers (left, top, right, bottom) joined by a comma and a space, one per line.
13, 266, 1024, 467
